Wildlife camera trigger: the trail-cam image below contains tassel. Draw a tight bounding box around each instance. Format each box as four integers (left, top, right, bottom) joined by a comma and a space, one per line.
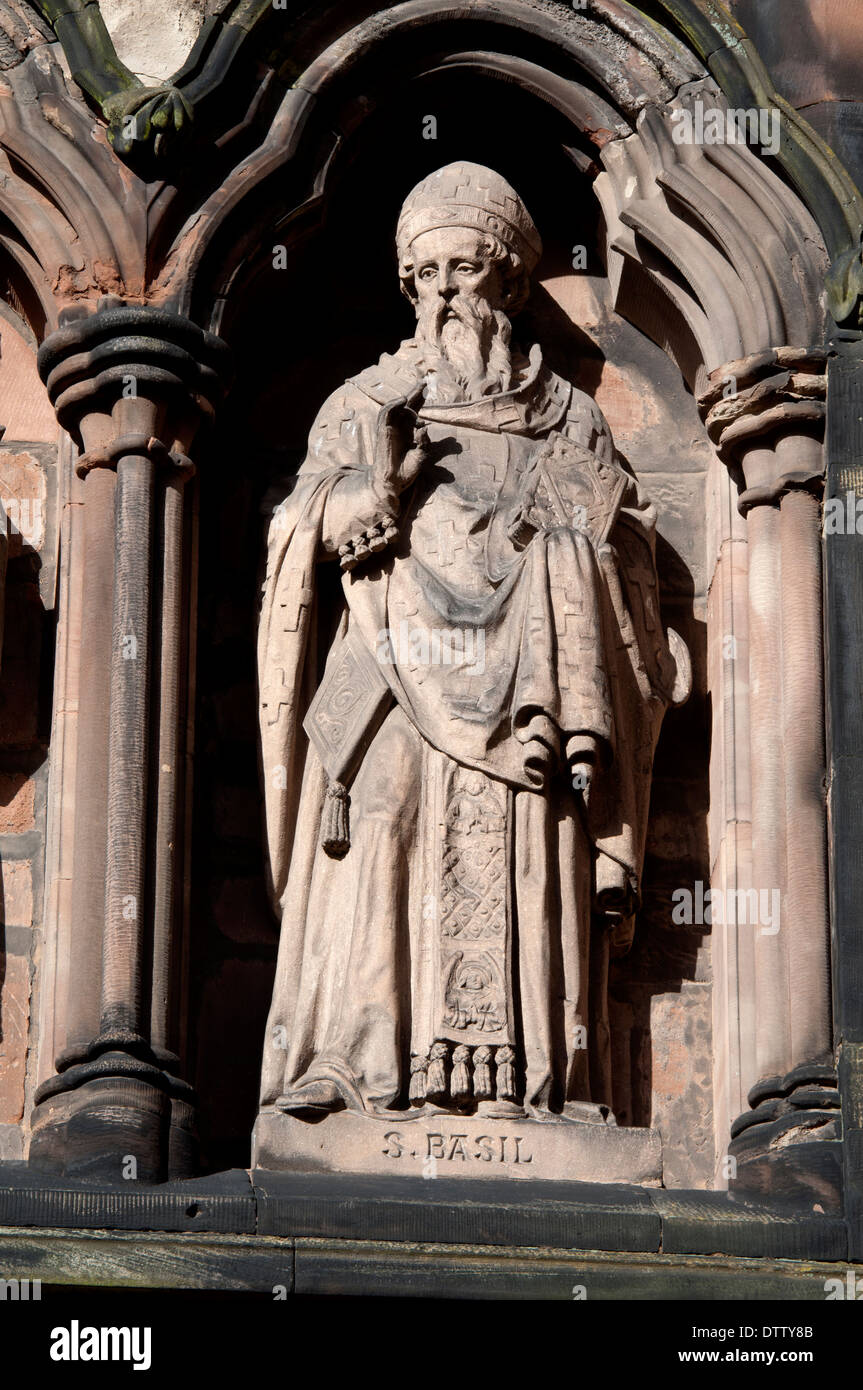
338, 542, 358, 572
451, 1045, 471, 1100
366, 522, 387, 555
409, 1054, 428, 1105
426, 1042, 448, 1101
321, 780, 350, 857
496, 1045, 516, 1102
473, 1045, 493, 1099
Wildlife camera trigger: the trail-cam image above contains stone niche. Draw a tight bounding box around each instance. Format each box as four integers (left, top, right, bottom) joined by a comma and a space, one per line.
189, 69, 712, 1187
13, 0, 846, 1236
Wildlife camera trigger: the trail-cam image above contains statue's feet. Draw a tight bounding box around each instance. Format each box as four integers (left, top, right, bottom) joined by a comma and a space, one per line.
561, 1100, 617, 1126
475, 1098, 525, 1119
275, 1080, 344, 1113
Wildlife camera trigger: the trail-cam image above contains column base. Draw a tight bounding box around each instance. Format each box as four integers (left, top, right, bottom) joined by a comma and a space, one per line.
28, 1056, 197, 1183
728, 1061, 842, 1209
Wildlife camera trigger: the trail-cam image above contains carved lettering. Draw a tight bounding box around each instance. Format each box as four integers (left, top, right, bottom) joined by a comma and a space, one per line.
381, 1130, 533, 1165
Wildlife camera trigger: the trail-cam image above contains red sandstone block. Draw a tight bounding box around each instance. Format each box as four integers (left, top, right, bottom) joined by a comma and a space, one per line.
1, 858, 33, 927
0, 952, 30, 1124
0, 773, 35, 833
0, 316, 57, 443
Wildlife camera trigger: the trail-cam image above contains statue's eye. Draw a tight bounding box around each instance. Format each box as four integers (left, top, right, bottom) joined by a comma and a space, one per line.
419, 266, 436, 279
457, 263, 478, 273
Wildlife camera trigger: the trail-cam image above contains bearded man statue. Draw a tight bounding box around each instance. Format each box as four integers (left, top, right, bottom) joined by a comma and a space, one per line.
254, 163, 690, 1178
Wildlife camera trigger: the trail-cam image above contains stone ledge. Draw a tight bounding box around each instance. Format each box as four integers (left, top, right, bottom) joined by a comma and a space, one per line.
0, 1226, 855, 1299
0, 1163, 849, 1264
252, 1167, 660, 1252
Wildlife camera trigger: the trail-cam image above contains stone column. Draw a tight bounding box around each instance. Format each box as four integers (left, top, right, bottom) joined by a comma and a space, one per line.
823, 328, 863, 1258
700, 348, 840, 1201
28, 299, 230, 1181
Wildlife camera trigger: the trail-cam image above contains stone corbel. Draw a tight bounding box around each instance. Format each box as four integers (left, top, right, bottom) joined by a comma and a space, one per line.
28, 299, 231, 1181
698, 348, 839, 1197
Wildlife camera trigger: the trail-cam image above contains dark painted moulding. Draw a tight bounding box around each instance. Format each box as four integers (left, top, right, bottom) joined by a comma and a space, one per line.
0, 1163, 850, 1266
0, 1164, 256, 1235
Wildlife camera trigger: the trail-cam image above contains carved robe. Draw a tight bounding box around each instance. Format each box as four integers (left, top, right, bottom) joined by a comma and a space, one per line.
258, 340, 685, 1118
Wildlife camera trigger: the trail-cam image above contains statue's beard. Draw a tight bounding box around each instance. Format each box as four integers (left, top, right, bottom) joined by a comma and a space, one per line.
414, 292, 515, 403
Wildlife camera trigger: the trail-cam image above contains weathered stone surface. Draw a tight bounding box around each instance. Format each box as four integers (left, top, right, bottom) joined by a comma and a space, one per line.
0, 857, 32, 927
0, 950, 31, 1125
731, 0, 863, 106
0, 318, 57, 443
254, 1109, 663, 1186
650, 984, 714, 1190
99, 0, 222, 82
0, 773, 34, 834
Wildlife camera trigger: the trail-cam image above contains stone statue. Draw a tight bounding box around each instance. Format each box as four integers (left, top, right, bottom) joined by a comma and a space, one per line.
255, 163, 690, 1179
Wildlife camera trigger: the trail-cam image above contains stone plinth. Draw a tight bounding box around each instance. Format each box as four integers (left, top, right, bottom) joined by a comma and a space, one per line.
253, 1109, 662, 1185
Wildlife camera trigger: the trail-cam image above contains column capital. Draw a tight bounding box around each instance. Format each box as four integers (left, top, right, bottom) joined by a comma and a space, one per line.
698, 346, 829, 514
37, 296, 232, 455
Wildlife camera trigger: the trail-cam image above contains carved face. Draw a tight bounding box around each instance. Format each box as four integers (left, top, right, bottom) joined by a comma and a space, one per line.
409, 227, 507, 315
408, 226, 516, 401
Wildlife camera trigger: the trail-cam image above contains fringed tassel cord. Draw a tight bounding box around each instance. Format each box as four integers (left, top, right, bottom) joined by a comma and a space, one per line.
409, 1054, 428, 1105
451, 1045, 471, 1100
472, 1045, 493, 1099
321, 780, 350, 857
426, 1042, 449, 1100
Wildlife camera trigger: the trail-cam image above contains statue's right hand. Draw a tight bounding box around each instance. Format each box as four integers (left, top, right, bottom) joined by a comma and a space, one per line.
373, 393, 430, 506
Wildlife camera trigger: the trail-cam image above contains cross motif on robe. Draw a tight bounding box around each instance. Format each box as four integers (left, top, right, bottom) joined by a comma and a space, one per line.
279, 565, 313, 632
555, 587, 587, 692
624, 553, 658, 632
426, 519, 466, 569
263, 666, 292, 727
324, 403, 356, 442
